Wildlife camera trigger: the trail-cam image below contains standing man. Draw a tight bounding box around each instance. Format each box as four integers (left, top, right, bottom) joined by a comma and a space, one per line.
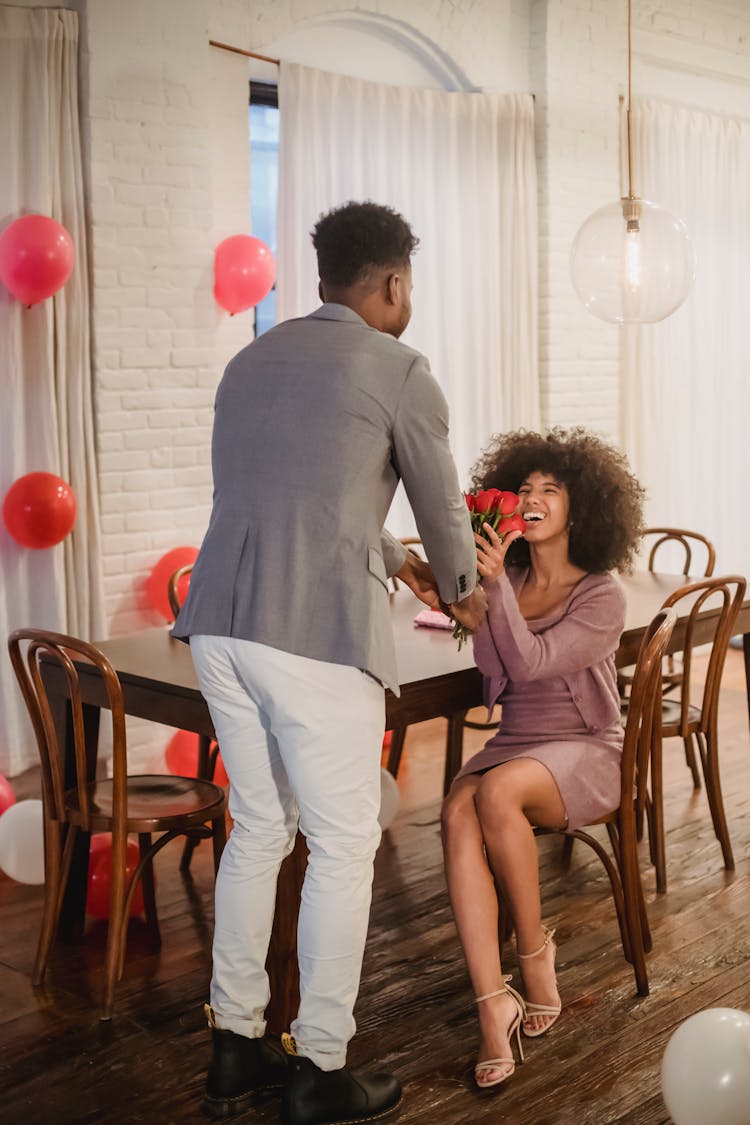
173, 201, 486, 1125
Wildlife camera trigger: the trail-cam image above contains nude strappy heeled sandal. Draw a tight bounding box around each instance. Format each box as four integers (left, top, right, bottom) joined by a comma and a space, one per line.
474, 974, 526, 1089
517, 926, 562, 1038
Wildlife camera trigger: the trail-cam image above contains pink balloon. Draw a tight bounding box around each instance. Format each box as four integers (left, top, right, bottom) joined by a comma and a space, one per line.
0, 776, 16, 817
214, 234, 275, 315
0, 214, 75, 305
2, 472, 77, 549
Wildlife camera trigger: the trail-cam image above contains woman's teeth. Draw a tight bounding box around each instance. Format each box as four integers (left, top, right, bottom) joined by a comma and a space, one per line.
523, 512, 545, 522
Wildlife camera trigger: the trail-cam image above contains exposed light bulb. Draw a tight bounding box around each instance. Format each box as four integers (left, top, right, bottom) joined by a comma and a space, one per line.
622, 198, 642, 294
624, 228, 641, 292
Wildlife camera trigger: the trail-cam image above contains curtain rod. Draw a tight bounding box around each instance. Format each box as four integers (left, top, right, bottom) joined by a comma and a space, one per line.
209, 39, 280, 66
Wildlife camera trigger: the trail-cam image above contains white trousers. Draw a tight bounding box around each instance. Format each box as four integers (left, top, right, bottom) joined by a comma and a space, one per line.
190, 635, 385, 1070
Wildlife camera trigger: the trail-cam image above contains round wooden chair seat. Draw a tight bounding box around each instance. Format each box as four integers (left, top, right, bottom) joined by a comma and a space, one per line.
65, 774, 226, 831
621, 698, 700, 732
659, 699, 700, 733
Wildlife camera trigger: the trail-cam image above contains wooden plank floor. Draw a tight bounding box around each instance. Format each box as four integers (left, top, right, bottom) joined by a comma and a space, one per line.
1, 650, 749, 1124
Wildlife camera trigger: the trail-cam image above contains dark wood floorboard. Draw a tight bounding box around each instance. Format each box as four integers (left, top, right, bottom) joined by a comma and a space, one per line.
1, 651, 749, 1124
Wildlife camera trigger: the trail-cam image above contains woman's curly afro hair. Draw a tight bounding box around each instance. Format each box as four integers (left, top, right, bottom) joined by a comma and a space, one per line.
471, 427, 645, 574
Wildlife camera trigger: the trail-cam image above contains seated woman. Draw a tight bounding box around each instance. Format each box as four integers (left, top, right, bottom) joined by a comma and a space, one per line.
441, 427, 644, 1091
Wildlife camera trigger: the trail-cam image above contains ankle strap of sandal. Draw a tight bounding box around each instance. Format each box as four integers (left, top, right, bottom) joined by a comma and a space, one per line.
476, 973, 514, 1004
517, 927, 556, 960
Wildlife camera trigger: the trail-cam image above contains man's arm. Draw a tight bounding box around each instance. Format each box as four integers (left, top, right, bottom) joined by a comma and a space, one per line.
391, 356, 481, 623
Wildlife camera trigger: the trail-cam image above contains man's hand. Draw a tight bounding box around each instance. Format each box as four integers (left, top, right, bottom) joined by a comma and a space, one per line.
394, 551, 440, 609
448, 585, 488, 633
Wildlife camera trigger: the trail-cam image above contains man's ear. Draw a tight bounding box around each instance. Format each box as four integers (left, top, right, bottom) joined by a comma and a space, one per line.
385, 272, 400, 307
318, 280, 325, 301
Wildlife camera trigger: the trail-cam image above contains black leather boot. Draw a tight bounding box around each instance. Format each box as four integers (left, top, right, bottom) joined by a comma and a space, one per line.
281, 1053, 402, 1125
202, 1026, 289, 1118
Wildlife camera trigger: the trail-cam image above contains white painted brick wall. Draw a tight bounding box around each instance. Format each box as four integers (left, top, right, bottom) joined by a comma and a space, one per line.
75, 0, 748, 763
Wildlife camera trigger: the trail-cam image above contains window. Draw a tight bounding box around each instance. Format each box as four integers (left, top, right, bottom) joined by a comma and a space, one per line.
249, 82, 279, 336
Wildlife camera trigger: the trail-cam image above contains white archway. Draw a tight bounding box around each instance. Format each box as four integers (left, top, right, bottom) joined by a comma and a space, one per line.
256, 10, 475, 91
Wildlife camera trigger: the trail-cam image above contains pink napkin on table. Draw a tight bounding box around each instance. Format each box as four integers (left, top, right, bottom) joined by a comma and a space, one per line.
413, 608, 454, 630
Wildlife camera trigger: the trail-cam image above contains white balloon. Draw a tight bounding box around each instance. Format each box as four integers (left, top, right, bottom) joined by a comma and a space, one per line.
378, 767, 400, 830
661, 1008, 750, 1125
0, 798, 45, 885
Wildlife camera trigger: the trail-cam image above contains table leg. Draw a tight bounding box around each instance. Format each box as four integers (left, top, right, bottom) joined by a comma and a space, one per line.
744, 633, 750, 738
264, 831, 307, 1036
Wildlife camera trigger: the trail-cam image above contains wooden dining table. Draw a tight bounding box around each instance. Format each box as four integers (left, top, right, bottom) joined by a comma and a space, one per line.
41, 571, 750, 1031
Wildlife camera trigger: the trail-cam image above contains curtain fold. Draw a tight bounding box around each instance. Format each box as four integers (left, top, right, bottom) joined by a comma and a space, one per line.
277, 62, 539, 534
621, 97, 750, 574
0, 7, 105, 776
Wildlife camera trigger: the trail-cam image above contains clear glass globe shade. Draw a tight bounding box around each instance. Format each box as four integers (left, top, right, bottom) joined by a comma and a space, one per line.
569, 198, 696, 324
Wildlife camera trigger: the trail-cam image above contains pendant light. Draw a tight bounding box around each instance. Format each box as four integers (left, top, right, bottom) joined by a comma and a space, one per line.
569, 0, 695, 324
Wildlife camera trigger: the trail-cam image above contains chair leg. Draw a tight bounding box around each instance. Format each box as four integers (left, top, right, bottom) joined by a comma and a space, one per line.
138, 832, 161, 953
386, 726, 407, 779
683, 733, 702, 790
211, 812, 227, 874
618, 829, 650, 996
648, 734, 667, 894
560, 835, 575, 869
443, 711, 467, 796
101, 832, 128, 1021
180, 734, 213, 871
33, 820, 68, 985
700, 730, 735, 870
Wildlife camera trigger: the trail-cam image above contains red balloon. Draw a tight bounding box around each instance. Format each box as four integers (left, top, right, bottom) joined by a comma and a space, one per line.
0, 214, 75, 305
0, 776, 16, 817
214, 234, 275, 315
86, 834, 145, 920
165, 730, 229, 787
2, 472, 77, 549
146, 546, 199, 621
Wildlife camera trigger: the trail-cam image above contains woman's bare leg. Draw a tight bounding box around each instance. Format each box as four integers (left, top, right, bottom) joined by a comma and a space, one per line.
474, 758, 565, 1033
442, 775, 519, 1082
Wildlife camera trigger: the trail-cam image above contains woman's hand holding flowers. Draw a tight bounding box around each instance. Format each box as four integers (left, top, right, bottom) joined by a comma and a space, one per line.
475, 522, 524, 583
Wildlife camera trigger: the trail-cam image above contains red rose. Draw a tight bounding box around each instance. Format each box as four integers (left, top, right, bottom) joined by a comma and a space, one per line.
464, 492, 477, 512
499, 513, 526, 535
474, 488, 503, 514
498, 491, 519, 516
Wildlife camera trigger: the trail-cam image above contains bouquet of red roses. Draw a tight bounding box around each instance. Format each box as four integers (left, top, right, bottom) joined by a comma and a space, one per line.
452, 488, 524, 649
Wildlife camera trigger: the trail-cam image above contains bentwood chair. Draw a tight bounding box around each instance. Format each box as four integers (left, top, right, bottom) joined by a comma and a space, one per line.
386, 539, 499, 791
620, 526, 715, 702
167, 562, 224, 870
618, 527, 717, 788
530, 608, 677, 996
642, 576, 746, 893
8, 629, 227, 1019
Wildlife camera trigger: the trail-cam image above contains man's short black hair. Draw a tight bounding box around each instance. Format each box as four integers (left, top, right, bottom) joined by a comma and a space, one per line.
311, 201, 419, 288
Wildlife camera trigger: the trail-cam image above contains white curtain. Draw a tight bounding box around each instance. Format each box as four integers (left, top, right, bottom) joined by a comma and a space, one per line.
277, 62, 539, 534
0, 7, 104, 776
621, 97, 750, 575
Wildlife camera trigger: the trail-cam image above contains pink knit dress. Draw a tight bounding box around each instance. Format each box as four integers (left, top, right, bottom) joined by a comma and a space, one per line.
456, 567, 626, 830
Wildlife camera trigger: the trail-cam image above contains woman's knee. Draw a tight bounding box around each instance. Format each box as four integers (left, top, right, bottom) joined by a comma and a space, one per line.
441, 780, 480, 838
474, 772, 525, 830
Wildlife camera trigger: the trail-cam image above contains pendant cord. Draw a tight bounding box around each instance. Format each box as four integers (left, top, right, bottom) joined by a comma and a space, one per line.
626, 0, 634, 200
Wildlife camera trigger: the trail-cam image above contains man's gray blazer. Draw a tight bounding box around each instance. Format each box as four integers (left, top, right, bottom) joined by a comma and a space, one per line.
172, 303, 477, 694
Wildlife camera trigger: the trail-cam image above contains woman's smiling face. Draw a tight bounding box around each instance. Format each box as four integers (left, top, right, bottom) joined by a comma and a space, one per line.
517, 472, 570, 542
